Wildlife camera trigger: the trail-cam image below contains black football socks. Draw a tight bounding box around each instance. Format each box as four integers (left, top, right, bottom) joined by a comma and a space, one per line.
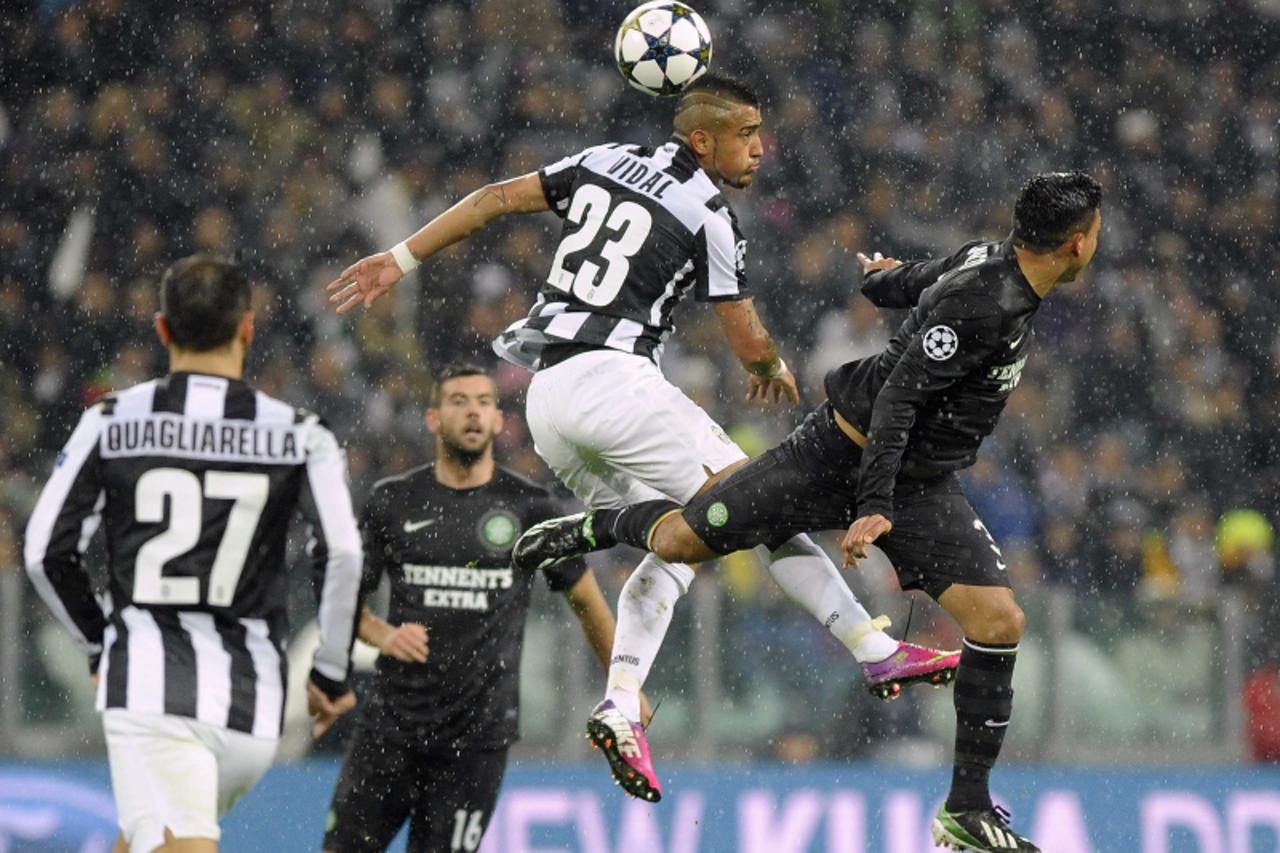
592, 500, 683, 551
946, 638, 1018, 812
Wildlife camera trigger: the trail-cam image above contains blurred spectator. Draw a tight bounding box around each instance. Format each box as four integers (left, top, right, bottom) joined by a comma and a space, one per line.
1244, 665, 1280, 763
1218, 509, 1276, 588
1165, 502, 1220, 599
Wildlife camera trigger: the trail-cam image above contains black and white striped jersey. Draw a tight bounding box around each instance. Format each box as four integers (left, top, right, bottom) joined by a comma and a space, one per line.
23, 371, 364, 738
493, 138, 750, 369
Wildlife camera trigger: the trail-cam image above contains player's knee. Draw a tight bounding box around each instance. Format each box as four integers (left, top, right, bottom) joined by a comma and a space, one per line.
648, 519, 681, 561
769, 533, 824, 561
158, 828, 218, 852
1011, 603, 1027, 638
979, 598, 1025, 644
949, 587, 1025, 644
649, 515, 699, 563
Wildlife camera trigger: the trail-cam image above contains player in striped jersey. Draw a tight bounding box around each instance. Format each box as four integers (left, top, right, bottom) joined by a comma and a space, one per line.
24, 255, 364, 853
326, 74, 957, 802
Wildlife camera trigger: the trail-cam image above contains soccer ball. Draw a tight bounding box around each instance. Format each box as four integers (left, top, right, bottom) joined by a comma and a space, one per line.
614, 1, 712, 98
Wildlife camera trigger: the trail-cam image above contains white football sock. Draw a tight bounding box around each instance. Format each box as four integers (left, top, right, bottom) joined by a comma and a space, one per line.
762, 534, 898, 663
604, 553, 695, 721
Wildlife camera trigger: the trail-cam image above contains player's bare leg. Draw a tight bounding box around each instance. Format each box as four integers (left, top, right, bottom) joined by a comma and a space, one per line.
157, 829, 218, 853
930, 584, 1037, 852
114, 828, 217, 853
940, 584, 1025, 643
645, 511, 717, 563
639, 461, 745, 562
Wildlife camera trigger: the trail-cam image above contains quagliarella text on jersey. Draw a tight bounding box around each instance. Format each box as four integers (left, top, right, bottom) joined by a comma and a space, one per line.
102, 415, 302, 462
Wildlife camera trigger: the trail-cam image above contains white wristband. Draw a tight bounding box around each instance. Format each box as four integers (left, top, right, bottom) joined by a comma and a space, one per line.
389, 241, 419, 274
769, 358, 788, 379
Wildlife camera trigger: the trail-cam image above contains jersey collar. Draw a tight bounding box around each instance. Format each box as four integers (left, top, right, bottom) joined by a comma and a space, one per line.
999, 237, 1041, 303
666, 136, 701, 181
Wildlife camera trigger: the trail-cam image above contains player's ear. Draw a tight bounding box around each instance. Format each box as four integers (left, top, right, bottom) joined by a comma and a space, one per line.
688, 127, 713, 157
154, 313, 173, 348
424, 408, 440, 434
492, 408, 504, 436
239, 311, 255, 347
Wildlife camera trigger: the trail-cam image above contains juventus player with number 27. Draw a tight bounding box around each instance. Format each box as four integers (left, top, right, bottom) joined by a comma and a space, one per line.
328, 73, 957, 804
25, 256, 364, 853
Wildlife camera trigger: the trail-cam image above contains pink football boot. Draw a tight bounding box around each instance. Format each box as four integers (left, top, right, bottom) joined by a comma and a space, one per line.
861, 641, 960, 700
586, 700, 662, 802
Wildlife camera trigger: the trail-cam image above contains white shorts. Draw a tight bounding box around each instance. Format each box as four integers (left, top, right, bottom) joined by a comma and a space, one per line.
526, 349, 746, 508
103, 709, 278, 852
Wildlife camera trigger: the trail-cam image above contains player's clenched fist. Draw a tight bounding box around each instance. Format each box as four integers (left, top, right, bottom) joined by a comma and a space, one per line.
326, 252, 404, 315
377, 622, 429, 664
841, 513, 892, 568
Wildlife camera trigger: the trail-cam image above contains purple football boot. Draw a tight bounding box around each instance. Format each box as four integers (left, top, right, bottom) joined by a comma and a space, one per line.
861, 641, 961, 700
586, 700, 662, 802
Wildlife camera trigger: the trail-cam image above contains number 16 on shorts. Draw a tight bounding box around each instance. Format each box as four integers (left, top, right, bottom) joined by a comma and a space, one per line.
451, 809, 485, 851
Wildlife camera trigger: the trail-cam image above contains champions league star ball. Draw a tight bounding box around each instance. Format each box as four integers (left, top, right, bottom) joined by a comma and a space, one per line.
614, 1, 713, 98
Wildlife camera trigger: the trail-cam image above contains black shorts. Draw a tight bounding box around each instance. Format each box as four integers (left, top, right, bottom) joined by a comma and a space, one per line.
685, 403, 1011, 600
324, 721, 508, 853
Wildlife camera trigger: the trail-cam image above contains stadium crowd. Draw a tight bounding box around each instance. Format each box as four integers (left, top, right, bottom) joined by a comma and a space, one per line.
2, 0, 1279, 758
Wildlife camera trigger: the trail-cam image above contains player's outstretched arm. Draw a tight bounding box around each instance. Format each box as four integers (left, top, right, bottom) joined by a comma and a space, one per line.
711, 298, 799, 404
857, 252, 902, 276
327, 172, 549, 314
858, 241, 986, 309
564, 570, 654, 727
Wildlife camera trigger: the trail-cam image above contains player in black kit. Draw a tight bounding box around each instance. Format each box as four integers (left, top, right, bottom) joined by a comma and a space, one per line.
323, 364, 635, 853
515, 172, 1103, 852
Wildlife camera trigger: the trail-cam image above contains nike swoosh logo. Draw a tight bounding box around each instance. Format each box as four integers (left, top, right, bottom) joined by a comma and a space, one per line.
403, 519, 437, 533
1009, 333, 1024, 349
996, 561, 1007, 570
985, 719, 1011, 728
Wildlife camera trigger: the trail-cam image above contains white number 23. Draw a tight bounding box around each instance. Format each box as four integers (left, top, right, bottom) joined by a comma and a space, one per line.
546, 184, 653, 307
